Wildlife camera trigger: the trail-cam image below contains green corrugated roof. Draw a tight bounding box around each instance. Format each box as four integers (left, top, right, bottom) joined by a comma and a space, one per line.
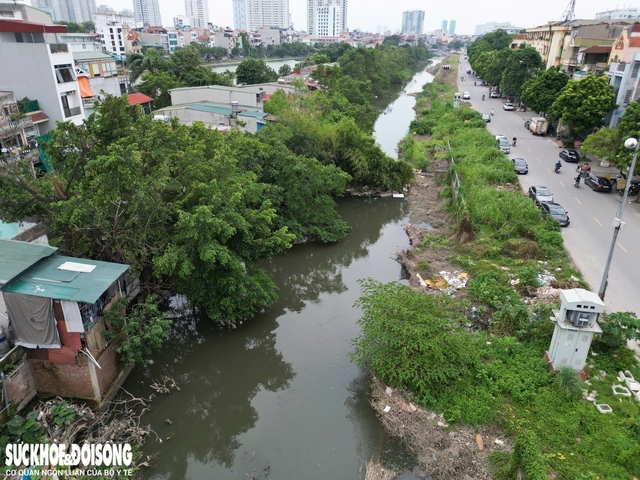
72, 51, 116, 61
2, 254, 129, 304
0, 239, 57, 287
188, 103, 233, 115
238, 111, 267, 119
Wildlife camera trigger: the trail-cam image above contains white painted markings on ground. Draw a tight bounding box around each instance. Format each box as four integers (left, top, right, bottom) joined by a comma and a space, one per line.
617, 242, 628, 253
527, 148, 532, 153
537, 157, 541, 162
546, 168, 551, 174
593, 217, 602, 227
575, 197, 582, 204
559, 181, 566, 187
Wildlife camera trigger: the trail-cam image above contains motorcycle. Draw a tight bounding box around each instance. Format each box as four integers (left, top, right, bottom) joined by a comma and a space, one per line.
554, 164, 561, 174
574, 176, 581, 188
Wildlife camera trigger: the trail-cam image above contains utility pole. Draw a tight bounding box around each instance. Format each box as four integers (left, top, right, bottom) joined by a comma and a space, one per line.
598, 137, 639, 299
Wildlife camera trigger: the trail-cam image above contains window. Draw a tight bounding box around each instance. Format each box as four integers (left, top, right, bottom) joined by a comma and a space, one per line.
55, 64, 75, 83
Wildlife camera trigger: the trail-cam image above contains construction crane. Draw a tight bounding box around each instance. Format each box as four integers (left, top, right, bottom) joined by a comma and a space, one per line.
562, 0, 576, 22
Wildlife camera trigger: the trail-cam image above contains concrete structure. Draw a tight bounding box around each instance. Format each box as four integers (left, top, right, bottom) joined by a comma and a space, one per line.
32, 0, 96, 23
94, 11, 134, 59
449, 20, 456, 36
72, 50, 124, 116
307, 0, 347, 36
547, 289, 604, 372
132, 0, 161, 28
174, 14, 192, 30
212, 27, 242, 54
0, 3, 54, 23
0, 91, 40, 161
59, 32, 102, 52
606, 24, 640, 126
401, 10, 424, 35
441, 20, 447, 32
257, 26, 282, 46
475, 21, 522, 35
185, 0, 208, 28
155, 85, 269, 133
596, 8, 640, 20
0, 19, 85, 133
232, 0, 248, 31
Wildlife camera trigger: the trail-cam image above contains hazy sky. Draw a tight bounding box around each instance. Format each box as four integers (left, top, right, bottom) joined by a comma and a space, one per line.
106, 0, 629, 35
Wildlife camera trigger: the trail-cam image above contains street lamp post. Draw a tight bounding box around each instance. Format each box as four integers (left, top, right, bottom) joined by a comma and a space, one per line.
598, 137, 640, 299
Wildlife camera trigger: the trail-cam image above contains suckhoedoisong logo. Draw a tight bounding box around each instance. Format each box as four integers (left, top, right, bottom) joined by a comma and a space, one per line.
5, 443, 133, 467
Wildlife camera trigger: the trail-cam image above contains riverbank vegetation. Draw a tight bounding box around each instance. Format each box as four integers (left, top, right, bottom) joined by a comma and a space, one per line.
352, 57, 640, 479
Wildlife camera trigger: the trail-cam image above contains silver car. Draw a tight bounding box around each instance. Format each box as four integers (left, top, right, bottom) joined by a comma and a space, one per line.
497, 137, 511, 154
528, 185, 554, 204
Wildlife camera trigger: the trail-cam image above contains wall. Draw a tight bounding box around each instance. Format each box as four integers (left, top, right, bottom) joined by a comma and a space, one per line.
170, 86, 262, 108
0, 347, 37, 412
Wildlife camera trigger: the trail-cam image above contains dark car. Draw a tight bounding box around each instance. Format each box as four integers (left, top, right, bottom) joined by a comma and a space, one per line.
559, 149, 581, 163
512, 157, 528, 174
540, 202, 570, 227
481, 113, 491, 122
584, 174, 613, 192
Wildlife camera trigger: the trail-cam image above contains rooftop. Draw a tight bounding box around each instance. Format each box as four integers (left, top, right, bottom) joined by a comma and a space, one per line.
127, 92, 154, 105
0, 19, 66, 34
0, 239, 57, 287
72, 51, 116, 61
2, 253, 129, 303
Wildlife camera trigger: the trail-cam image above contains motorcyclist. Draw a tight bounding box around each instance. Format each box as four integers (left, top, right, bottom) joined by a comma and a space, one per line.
482, 94, 485, 101
491, 108, 494, 116
555, 160, 562, 173
512, 136, 517, 147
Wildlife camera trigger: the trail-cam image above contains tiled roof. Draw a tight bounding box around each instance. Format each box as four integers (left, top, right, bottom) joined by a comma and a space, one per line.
127, 93, 154, 105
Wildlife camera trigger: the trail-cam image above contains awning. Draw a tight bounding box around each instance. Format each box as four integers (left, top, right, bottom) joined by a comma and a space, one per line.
581, 46, 612, 55
27, 111, 49, 124
78, 76, 95, 99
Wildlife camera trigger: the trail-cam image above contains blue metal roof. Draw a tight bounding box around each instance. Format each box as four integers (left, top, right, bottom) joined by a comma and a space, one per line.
238, 111, 267, 119
187, 104, 233, 115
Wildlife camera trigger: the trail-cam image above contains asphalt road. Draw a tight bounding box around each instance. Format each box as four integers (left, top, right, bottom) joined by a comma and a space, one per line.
457, 58, 639, 320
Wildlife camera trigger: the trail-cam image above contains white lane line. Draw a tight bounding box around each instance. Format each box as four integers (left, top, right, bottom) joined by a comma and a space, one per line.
574, 197, 582, 204
559, 181, 565, 187
546, 168, 551, 174
617, 242, 628, 253
593, 217, 602, 226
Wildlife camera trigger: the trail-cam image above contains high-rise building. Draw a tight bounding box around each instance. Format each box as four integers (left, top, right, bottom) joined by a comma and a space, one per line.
132, 0, 162, 27
232, 0, 247, 30
441, 20, 447, 32
233, 0, 289, 31
307, 0, 347, 36
401, 10, 424, 34
185, 0, 208, 28
449, 19, 456, 35
32, 0, 97, 23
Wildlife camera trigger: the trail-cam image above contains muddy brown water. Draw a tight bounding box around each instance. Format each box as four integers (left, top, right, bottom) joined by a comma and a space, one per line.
124, 66, 436, 480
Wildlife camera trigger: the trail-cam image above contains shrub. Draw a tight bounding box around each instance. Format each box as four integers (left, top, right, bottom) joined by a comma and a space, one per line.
553, 366, 584, 398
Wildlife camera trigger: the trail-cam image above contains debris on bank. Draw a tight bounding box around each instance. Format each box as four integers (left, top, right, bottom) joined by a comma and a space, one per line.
365, 460, 397, 480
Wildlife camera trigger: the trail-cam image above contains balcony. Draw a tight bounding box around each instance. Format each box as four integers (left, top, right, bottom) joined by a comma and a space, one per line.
63, 106, 82, 118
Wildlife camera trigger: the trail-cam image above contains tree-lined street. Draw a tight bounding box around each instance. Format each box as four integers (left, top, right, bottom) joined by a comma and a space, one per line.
458, 56, 640, 321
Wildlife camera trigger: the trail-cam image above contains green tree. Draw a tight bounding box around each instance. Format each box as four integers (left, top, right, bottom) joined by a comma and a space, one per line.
81, 21, 95, 33
382, 35, 401, 46
521, 66, 569, 114
500, 47, 543, 97
54, 21, 83, 33
127, 50, 163, 83
278, 64, 292, 77
582, 127, 622, 164
312, 53, 330, 64
549, 73, 617, 138
236, 58, 278, 84
608, 101, 640, 171
136, 71, 184, 108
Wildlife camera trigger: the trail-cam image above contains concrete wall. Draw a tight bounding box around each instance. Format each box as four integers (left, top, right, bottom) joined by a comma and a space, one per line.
0, 42, 84, 132
0, 347, 37, 412
159, 107, 260, 133
170, 86, 262, 108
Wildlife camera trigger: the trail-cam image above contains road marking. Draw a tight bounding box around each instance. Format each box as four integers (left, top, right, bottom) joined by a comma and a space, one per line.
559, 181, 565, 187
527, 148, 531, 152
574, 197, 582, 204
617, 242, 628, 253
593, 217, 602, 226
546, 168, 551, 174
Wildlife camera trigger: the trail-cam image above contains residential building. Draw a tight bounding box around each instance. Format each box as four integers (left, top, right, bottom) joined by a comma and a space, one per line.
132, 0, 161, 28
174, 14, 192, 30
401, 10, 424, 35
212, 27, 241, 54
32, 0, 97, 23
0, 239, 137, 405
123, 25, 141, 54
73, 50, 125, 116
0, 19, 85, 132
441, 20, 447, 32
185, 0, 208, 28
606, 23, 640, 126
167, 29, 179, 53
248, 0, 289, 30
307, 0, 347, 36
475, 21, 522, 35
0, 3, 54, 23
232, 0, 248, 31
155, 85, 269, 133
0, 91, 40, 163
59, 32, 102, 52
449, 20, 456, 36
94, 11, 134, 59
127, 92, 154, 114
596, 8, 640, 20
257, 26, 282, 45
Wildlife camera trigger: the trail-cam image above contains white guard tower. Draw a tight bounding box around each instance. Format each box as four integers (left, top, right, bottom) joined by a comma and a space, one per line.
547, 288, 605, 372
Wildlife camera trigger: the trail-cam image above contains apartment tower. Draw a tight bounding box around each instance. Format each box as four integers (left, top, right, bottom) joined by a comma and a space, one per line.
132, 0, 162, 27
185, 0, 209, 28
307, 0, 347, 36
401, 10, 424, 34
32, 0, 97, 23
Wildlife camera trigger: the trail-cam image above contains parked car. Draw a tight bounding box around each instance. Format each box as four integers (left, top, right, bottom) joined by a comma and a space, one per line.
524, 120, 531, 130
584, 174, 613, 192
462, 91, 471, 99
503, 103, 515, 111
490, 91, 500, 98
528, 185, 554, 204
559, 149, 581, 163
481, 113, 491, 122
539, 202, 570, 227
512, 157, 528, 174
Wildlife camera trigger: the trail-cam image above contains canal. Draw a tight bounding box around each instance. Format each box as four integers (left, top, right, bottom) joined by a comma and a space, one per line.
125, 62, 436, 480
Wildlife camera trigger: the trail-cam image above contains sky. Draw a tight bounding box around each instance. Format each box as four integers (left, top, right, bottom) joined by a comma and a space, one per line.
105, 0, 631, 35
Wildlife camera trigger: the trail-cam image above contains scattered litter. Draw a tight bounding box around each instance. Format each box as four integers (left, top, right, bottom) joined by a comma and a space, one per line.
500, 266, 510, 271
570, 275, 579, 281
537, 271, 556, 287
386, 387, 393, 396
476, 434, 484, 451
393, 193, 405, 198
509, 278, 520, 285
437, 421, 448, 427
596, 404, 612, 414
415, 221, 435, 230
384, 405, 392, 413
486, 341, 492, 345
555, 267, 562, 271
494, 439, 504, 445
416, 273, 428, 288
612, 385, 632, 397
440, 270, 469, 289
408, 403, 418, 412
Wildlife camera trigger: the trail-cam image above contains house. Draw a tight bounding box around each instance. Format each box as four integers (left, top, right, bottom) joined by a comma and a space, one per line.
0, 91, 41, 163
0, 239, 136, 405
73, 51, 126, 116
607, 24, 640, 126
127, 92, 154, 114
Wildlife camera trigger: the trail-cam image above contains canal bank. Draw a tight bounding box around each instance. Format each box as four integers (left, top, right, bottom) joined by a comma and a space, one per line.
123, 62, 438, 480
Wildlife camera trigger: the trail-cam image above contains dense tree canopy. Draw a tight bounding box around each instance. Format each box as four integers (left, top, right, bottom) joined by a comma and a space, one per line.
549, 73, 617, 138
235, 58, 279, 84
521, 67, 569, 114
500, 47, 544, 97
0, 96, 358, 321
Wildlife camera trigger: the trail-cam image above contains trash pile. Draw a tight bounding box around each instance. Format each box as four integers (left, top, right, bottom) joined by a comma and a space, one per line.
417, 270, 468, 295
